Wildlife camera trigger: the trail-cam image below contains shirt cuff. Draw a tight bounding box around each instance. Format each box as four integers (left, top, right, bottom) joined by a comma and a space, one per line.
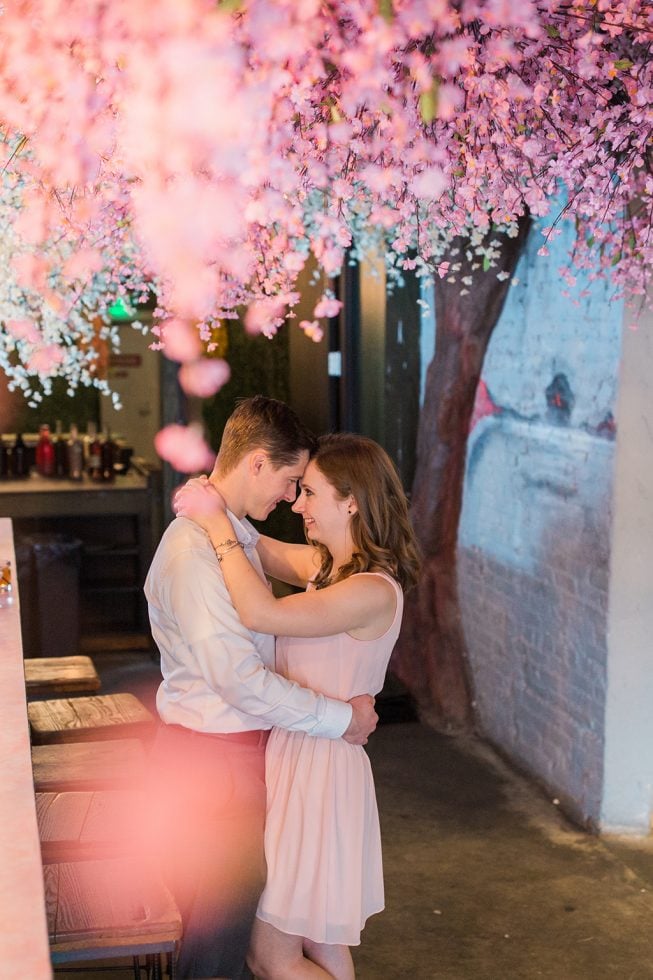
313, 697, 353, 739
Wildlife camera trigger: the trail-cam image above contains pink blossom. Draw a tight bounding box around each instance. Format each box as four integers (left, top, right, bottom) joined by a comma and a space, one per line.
62, 248, 104, 282
411, 168, 448, 200
178, 358, 231, 397
5, 319, 41, 344
26, 345, 64, 376
299, 320, 324, 343
313, 297, 342, 319
283, 251, 307, 273
0, 0, 649, 402
320, 247, 344, 277
161, 319, 202, 363
245, 298, 286, 337
154, 423, 216, 474
11, 253, 49, 292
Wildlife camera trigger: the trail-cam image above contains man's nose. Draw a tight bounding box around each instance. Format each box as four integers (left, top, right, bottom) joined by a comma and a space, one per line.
283, 486, 297, 503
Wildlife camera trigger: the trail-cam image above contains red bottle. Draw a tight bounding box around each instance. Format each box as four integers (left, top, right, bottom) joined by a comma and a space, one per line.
35, 424, 55, 477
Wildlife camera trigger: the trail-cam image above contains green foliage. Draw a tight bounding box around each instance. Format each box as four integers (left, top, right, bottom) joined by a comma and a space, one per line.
378, 0, 393, 24
201, 318, 303, 542
419, 83, 438, 124
201, 319, 290, 451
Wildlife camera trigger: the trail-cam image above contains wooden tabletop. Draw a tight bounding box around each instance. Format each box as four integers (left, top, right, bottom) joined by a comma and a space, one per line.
36, 790, 145, 863
44, 857, 181, 950
28, 693, 156, 744
0, 518, 52, 978
24, 655, 101, 696
31, 739, 147, 793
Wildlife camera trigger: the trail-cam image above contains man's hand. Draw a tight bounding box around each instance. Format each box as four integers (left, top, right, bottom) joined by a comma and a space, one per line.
342, 694, 378, 745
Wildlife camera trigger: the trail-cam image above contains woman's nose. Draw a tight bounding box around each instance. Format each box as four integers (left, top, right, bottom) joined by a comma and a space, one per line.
292, 495, 304, 513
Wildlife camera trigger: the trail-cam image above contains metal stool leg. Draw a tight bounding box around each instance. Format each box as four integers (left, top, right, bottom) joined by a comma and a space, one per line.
169, 946, 178, 980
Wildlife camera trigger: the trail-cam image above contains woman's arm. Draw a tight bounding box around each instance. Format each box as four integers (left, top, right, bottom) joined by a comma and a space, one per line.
255, 534, 320, 589
217, 543, 395, 639
173, 477, 317, 586
174, 479, 397, 639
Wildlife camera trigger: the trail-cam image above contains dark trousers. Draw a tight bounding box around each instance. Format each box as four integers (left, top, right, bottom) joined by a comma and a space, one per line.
147, 724, 268, 979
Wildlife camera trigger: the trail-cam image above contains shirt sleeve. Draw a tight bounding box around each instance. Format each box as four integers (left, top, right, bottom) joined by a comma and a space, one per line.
161, 546, 352, 739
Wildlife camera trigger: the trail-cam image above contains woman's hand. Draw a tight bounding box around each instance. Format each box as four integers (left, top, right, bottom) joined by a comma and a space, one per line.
173, 475, 226, 530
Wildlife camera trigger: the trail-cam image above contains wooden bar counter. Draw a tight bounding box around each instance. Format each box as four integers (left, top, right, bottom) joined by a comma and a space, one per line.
0, 517, 52, 978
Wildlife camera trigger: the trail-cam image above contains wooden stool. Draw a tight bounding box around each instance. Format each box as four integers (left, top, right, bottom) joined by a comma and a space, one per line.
44, 857, 181, 978
24, 655, 101, 697
28, 693, 156, 745
36, 789, 145, 863
32, 739, 147, 793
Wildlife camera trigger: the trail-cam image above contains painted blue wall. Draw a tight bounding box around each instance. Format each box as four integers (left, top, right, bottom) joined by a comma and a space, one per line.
424, 211, 624, 826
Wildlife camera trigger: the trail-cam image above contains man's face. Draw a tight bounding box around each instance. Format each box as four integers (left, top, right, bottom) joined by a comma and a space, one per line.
247, 450, 309, 522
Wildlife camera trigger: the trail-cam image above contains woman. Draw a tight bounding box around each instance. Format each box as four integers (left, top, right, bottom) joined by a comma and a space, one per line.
174, 432, 420, 980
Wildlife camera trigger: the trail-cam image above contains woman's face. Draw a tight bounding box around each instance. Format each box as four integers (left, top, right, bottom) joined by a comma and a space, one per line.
291, 460, 353, 547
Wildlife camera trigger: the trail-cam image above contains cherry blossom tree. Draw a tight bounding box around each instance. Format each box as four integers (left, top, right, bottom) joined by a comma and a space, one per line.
0, 0, 651, 723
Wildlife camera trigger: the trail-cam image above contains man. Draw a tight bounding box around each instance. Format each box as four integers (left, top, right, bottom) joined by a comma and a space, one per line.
145, 396, 377, 980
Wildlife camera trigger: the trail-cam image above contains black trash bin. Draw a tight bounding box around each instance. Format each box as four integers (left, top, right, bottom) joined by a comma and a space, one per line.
17, 533, 82, 658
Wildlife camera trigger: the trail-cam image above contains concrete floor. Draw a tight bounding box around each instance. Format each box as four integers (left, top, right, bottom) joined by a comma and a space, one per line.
55, 652, 653, 979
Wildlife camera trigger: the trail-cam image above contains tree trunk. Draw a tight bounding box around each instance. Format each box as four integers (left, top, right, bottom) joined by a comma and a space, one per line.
392, 215, 532, 732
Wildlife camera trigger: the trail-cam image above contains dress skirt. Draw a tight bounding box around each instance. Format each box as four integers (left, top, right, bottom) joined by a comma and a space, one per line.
256, 727, 384, 946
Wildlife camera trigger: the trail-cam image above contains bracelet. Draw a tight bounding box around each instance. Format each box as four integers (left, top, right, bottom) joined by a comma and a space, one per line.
214, 537, 238, 550
215, 541, 244, 563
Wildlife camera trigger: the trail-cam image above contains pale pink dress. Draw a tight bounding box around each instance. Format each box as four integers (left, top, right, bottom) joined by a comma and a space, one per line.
256, 572, 404, 946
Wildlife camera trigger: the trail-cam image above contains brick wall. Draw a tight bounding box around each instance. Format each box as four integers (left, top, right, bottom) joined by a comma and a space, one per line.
458, 420, 613, 826
451, 211, 623, 828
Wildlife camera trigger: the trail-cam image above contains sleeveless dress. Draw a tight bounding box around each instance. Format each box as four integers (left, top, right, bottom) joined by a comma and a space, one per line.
256, 572, 404, 946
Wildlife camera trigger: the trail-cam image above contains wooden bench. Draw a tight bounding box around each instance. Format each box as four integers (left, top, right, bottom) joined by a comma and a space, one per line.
44, 857, 181, 977
24, 654, 101, 697
28, 692, 156, 744
36, 789, 145, 864
31, 739, 147, 793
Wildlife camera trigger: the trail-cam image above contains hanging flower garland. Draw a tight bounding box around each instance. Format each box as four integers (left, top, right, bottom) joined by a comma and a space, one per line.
0, 0, 650, 464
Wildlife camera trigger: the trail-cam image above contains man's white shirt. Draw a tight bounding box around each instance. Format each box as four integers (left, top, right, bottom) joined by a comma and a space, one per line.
145, 512, 352, 738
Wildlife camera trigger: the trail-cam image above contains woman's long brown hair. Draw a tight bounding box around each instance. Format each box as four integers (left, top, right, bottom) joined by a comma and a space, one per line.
309, 433, 421, 592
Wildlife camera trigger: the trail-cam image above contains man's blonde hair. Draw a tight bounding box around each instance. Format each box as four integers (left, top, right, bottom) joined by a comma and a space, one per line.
216, 395, 316, 475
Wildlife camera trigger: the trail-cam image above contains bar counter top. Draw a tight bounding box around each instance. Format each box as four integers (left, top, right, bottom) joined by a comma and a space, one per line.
0, 517, 52, 978
0, 469, 149, 494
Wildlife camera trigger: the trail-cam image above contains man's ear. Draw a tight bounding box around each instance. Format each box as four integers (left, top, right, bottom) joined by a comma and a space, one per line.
249, 450, 268, 476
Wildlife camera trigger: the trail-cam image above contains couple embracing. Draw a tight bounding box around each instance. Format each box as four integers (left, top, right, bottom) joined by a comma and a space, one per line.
145, 396, 420, 980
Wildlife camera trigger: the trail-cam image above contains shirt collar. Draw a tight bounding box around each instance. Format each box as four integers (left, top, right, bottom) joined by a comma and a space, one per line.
227, 509, 259, 549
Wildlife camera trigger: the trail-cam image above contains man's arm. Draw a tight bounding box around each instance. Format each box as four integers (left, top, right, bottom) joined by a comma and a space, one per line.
160, 545, 355, 739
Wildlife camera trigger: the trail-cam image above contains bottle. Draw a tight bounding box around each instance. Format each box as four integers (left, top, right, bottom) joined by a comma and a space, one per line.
35, 423, 56, 477
66, 424, 84, 481
11, 432, 28, 478
54, 420, 68, 478
100, 428, 115, 483
87, 422, 102, 482
83, 420, 95, 467
0, 558, 11, 606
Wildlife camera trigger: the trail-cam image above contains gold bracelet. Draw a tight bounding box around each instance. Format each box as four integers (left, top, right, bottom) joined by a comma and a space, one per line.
214, 537, 238, 550
215, 541, 244, 563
